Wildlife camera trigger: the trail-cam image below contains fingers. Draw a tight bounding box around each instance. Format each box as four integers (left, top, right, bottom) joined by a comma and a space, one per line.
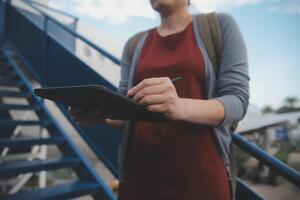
127, 77, 168, 96
138, 93, 169, 106
146, 103, 169, 113
132, 83, 170, 102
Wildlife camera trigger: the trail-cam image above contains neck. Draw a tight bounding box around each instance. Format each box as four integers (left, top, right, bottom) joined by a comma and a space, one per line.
159, 7, 192, 31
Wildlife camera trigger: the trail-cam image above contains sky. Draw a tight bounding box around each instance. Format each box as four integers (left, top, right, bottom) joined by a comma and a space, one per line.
48, 0, 300, 110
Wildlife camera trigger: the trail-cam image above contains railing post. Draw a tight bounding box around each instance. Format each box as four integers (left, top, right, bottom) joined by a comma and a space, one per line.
43, 15, 49, 87
0, 0, 6, 45
73, 18, 78, 52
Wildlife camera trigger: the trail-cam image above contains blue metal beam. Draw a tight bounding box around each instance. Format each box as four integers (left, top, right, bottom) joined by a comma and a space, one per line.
1, 181, 100, 200
233, 133, 300, 188
2, 47, 117, 200
0, 157, 80, 178
0, 136, 64, 148
0, 90, 31, 98
0, 79, 23, 86
17, 0, 121, 66
0, 0, 5, 44
236, 179, 265, 200
0, 69, 16, 77
0, 103, 41, 111
0, 119, 51, 127
26, 0, 79, 21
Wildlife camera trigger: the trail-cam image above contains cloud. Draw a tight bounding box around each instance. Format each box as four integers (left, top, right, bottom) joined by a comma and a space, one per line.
48, 0, 157, 24
50, 0, 266, 24
191, 0, 263, 12
267, 0, 300, 14
49, 0, 299, 25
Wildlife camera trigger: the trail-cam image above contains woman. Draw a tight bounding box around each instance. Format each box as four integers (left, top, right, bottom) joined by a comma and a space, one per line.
69, 0, 249, 199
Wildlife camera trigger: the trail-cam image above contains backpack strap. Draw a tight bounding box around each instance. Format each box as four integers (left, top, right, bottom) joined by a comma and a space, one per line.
197, 12, 237, 200
196, 12, 222, 74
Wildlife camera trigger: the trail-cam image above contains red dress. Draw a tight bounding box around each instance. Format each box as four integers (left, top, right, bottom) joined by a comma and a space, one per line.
118, 21, 231, 200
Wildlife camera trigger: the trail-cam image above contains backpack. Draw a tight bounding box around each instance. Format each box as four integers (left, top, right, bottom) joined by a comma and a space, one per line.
126, 12, 238, 199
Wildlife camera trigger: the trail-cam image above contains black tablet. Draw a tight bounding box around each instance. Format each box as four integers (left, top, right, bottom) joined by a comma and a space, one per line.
34, 85, 168, 122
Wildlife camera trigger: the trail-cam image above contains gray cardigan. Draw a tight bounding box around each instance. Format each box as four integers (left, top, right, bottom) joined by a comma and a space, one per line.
117, 12, 249, 183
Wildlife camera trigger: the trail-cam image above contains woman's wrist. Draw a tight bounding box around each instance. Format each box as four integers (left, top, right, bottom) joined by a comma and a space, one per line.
177, 98, 225, 126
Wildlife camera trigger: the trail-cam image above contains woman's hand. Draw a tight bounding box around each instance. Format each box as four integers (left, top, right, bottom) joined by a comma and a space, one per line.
127, 77, 186, 121
68, 106, 125, 129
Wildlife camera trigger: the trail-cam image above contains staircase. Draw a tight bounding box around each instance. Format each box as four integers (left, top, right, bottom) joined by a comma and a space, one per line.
0, 50, 116, 199
0, 0, 299, 200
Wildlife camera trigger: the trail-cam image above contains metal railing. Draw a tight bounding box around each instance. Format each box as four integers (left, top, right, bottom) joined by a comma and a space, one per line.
233, 133, 300, 187
1, 0, 299, 198
4, 0, 122, 176
26, 0, 79, 22
23, 0, 120, 65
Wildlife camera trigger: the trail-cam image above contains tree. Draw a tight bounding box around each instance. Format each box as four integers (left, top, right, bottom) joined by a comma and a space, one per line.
283, 96, 299, 108
262, 106, 274, 114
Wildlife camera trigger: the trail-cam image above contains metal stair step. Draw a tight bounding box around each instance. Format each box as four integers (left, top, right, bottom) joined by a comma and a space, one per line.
0, 90, 31, 98
0, 157, 80, 178
0, 136, 64, 148
0, 79, 23, 86
1, 64, 11, 70
0, 104, 41, 111
0, 70, 16, 77
0, 119, 52, 127
0, 67, 13, 72
0, 181, 100, 200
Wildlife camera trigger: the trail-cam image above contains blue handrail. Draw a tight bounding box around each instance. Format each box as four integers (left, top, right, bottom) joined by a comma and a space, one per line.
26, 0, 78, 22
5, 0, 300, 195
1, 45, 117, 200
17, 0, 121, 66
233, 133, 300, 187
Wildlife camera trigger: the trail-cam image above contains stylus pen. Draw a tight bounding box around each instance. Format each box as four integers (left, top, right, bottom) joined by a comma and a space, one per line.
171, 76, 182, 83
126, 76, 182, 98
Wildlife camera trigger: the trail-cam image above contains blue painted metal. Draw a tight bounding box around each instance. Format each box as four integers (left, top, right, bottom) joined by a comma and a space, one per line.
20, 0, 120, 65
0, 103, 41, 110
1, 181, 100, 200
0, 136, 64, 148
5, 4, 122, 176
5, 5, 47, 82
0, 0, 5, 44
1, 48, 117, 200
0, 119, 51, 127
233, 133, 300, 188
0, 98, 17, 140
0, 79, 23, 86
0, 68, 12, 73
2, 0, 299, 199
275, 127, 289, 142
236, 179, 265, 200
27, 0, 79, 22
0, 69, 16, 77
0, 90, 31, 97
0, 157, 80, 178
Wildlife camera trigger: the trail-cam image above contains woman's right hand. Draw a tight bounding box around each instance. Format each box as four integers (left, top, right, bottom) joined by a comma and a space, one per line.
68, 106, 125, 129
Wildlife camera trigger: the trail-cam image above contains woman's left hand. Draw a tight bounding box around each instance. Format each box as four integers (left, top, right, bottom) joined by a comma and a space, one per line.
127, 77, 186, 121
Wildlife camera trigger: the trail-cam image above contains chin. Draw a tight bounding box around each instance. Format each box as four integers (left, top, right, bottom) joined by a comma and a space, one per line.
150, 0, 173, 11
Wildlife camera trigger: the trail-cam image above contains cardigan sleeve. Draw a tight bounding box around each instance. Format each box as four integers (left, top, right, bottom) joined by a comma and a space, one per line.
214, 12, 250, 127
117, 39, 131, 96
